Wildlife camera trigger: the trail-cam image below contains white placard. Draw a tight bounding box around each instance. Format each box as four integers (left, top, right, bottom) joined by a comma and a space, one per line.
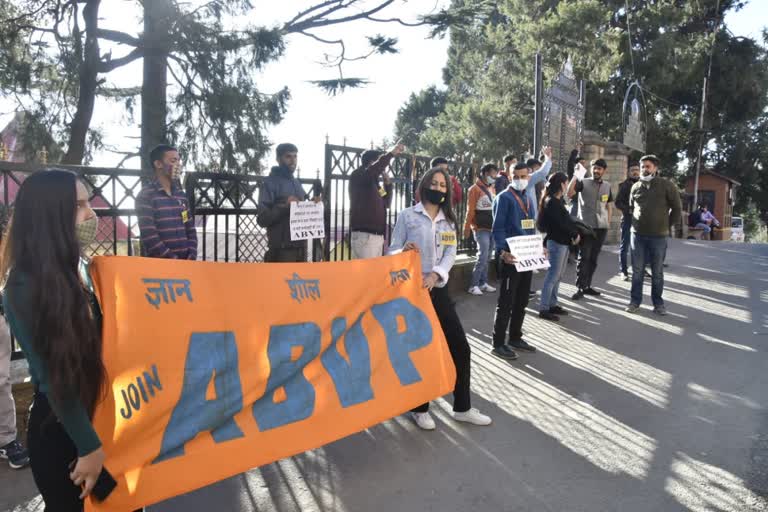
290, 201, 325, 241
574, 162, 588, 180
506, 234, 550, 272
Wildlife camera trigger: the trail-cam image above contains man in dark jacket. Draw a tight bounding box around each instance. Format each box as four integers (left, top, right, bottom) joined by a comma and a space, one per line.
625, 154, 682, 316
349, 142, 405, 258
615, 162, 641, 280
258, 143, 312, 262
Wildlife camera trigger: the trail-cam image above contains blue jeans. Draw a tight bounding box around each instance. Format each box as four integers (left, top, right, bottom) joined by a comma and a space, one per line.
540, 240, 569, 311
471, 230, 492, 287
619, 216, 632, 274
630, 233, 667, 307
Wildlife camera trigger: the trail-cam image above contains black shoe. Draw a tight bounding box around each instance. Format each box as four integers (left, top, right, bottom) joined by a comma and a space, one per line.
529, 290, 537, 298
0, 440, 30, 469
583, 287, 601, 296
549, 305, 568, 316
491, 345, 519, 360
622, 272, 630, 282
509, 339, 537, 353
571, 289, 584, 300
538, 311, 560, 322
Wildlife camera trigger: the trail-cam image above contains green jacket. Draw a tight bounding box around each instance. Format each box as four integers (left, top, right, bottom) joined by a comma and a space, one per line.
2, 261, 102, 456
629, 177, 682, 237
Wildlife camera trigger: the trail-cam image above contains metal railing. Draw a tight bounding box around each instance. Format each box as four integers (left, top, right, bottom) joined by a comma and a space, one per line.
323, 143, 480, 260
0, 162, 320, 359
3, 149, 487, 359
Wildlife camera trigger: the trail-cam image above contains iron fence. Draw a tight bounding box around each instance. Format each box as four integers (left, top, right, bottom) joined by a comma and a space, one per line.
0, 162, 319, 359
3, 149, 485, 360
323, 143, 480, 260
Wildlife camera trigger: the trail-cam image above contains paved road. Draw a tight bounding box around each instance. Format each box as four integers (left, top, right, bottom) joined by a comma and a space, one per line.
4, 240, 768, 512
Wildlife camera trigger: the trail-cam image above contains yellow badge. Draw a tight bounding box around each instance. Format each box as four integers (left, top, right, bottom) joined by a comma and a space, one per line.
378, 187, 387, 197
181, 210, 189, 223
440, 232, 457, 246
521, 219, 535, 230
601, 194, 609, 203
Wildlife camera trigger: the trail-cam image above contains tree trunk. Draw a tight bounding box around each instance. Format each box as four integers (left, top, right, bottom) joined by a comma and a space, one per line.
62, 0, 101, 165
141, 0, 174, 170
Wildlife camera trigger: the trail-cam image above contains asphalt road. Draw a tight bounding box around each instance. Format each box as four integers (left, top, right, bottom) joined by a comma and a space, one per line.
3, 240, 768, 512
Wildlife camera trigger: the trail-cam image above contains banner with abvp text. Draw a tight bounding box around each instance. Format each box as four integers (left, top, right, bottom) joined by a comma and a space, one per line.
87, 252, 455, 511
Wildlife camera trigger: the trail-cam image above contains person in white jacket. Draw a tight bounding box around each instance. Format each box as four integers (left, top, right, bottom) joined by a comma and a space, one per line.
389, 167, 492, 431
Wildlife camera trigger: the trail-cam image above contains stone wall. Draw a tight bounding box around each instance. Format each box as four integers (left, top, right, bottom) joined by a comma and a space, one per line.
578, 130, 632, 245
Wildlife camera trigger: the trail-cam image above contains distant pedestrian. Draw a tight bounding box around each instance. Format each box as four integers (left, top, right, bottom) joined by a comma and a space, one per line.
568, 158, 613, 299
625, 155, 682, 315
349, 142, 404, 259
491, 162, 539, 360
537, 172, 580, 321
0, 312, 29, 469
495, 154, 517, 192
389, 167, 492, 431
464, 163, 498, 296
616, 162, 641, 280
258, 143, 314, 262
694, 204, 720, 240
136, 144, 197, 260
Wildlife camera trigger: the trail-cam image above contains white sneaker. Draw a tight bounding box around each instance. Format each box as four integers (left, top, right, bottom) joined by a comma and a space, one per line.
453, 408, 492, 426
480, 283, 496, 293
468, 286, 483, 296
411, 412, 436, 430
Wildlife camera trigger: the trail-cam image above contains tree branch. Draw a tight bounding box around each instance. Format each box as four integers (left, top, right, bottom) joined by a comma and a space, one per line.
367, 16, 428, 27
284, 0, 343, 28
94, 28, 141, 46
285, 0, 397, 34
98, 47, 143, 72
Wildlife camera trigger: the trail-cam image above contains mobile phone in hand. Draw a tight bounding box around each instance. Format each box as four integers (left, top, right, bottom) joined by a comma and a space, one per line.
91, 467, 117, 502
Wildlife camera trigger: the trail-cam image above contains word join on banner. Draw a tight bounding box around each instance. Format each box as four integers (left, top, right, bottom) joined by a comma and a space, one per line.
87, 252, 455, 511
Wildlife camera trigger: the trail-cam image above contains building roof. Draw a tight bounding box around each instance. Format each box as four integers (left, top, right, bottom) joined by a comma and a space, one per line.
701, 169, 741, 186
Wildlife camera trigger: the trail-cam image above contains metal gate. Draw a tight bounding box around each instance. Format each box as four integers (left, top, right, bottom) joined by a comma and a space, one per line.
323, 142, 479, 261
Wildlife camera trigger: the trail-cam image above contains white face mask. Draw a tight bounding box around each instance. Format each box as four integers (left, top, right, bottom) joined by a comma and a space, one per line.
640, 173, 655, 182
510, 179, 528, 191
485, 175, 495, 185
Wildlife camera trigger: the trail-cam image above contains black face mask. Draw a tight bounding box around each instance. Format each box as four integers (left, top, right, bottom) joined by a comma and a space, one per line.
630, 176, 639, 182
423, 188, 447, 205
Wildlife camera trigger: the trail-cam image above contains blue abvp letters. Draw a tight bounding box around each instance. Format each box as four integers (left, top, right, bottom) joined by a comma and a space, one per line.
153, 298, 434, 463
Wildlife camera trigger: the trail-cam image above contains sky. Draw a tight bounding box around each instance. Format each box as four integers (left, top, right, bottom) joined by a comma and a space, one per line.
1, 0, 766, 173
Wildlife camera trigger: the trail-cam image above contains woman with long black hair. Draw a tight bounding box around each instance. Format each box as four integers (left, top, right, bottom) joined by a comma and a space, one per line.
1, 169, 106, 510
389, 167, 492, 431
537, 172, 580, 321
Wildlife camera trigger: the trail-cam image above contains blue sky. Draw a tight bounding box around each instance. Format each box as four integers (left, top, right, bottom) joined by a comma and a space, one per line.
1, 0, 766, 171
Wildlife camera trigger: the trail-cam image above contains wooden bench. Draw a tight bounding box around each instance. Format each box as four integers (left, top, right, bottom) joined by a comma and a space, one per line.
687, 227, 707, 240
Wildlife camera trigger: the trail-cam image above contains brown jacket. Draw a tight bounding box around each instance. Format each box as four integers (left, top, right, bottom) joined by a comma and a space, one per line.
463, 178, 496, 238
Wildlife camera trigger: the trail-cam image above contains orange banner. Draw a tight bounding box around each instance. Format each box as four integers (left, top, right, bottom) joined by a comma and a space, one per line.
87, 252, 455, 511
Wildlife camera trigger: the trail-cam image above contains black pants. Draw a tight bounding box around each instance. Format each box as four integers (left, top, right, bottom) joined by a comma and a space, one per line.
576, 228, 607, 290
412, 287, 471, 413
492, 262, 533, 348
264, 246, 305, 263
28, 392, 83, 512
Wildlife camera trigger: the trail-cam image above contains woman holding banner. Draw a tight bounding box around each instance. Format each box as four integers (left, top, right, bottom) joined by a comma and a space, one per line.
389, 167, 492, 431
1, 170, 108, 509
537, 172, 580, 322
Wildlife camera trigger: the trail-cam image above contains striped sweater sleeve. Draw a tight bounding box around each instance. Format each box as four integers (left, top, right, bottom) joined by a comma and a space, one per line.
136, 188, 176, 259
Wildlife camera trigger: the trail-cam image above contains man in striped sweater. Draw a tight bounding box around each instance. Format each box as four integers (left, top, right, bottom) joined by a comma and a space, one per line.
136, 144, 198, 260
